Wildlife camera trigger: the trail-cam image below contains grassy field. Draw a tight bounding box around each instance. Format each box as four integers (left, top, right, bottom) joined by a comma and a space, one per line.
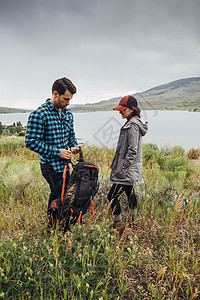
0, 137, 200, 299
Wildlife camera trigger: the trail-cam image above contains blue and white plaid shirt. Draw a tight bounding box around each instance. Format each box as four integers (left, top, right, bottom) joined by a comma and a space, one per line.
25, 99, 78, 172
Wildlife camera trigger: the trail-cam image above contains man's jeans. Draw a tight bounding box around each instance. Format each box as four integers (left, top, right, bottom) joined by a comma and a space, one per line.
40, 162, 70, 209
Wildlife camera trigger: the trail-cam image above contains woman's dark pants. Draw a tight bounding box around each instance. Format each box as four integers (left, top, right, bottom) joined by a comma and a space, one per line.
107, 184, 137, 216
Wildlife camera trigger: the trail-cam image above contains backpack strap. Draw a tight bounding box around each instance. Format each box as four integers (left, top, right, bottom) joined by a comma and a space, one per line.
89, 201, 95, 216
77, 210, 83, 222
61, 163, 68, 204
60, 156, 75, 204
78, 149, 84, 162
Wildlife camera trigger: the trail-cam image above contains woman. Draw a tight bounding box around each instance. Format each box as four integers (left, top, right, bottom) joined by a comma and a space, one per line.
108, 95, 148, 235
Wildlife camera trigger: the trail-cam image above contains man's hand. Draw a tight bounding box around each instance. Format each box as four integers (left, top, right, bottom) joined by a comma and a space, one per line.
60, 149, 72, 159
71, 145, 81, 154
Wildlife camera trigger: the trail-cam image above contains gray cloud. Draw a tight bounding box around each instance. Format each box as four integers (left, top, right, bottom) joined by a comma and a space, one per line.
0, 0, 199, 109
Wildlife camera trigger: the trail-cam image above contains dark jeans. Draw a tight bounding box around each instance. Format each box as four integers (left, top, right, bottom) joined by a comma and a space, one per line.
107, 184, 137, 216
40, 162, 70, 209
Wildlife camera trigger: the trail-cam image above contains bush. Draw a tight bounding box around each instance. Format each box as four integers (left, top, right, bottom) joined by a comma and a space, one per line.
165, 170, 186, 182
187, 148, 199, 160
143, 143, 160, 161
164, 157, 188, 172
143, 144, 168, 169
171, 145, 185, 156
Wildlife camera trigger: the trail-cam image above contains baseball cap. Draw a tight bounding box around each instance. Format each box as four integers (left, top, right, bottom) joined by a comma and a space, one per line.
113, 95, 138, 111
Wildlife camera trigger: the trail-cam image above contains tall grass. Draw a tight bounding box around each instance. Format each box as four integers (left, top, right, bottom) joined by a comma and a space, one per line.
0, 137, 199, 299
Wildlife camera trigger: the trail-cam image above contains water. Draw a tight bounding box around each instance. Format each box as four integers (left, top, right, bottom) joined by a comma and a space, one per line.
0, 110, 199, 150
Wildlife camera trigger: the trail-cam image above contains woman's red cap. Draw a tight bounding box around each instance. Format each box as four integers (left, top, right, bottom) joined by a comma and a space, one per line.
113, 95, 138, 111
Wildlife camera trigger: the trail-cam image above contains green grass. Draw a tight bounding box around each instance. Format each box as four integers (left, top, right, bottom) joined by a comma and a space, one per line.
0, 138, 200, 299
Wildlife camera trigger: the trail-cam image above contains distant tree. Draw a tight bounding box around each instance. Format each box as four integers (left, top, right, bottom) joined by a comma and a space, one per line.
15, 126, 23, 133
7, 125, 16, 134
17, 121, 22, 127
15, 121, 23, 133
0, 122, 3, 135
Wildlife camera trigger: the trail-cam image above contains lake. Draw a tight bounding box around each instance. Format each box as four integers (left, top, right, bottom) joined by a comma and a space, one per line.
0, 110, 199, 151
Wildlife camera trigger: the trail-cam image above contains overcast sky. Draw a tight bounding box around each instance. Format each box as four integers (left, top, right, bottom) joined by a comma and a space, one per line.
0, 0, 199, 109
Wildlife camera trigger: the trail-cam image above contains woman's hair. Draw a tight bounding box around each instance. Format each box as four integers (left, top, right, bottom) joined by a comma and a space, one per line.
128, 106, 141, 119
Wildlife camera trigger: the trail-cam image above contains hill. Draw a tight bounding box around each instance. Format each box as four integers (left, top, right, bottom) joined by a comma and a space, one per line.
0, 77, 199, 113
70, 77, 200, 112
0, 107, 31, 114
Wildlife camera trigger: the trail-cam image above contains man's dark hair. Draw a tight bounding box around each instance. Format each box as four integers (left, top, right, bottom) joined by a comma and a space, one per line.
52, 77, 77, 95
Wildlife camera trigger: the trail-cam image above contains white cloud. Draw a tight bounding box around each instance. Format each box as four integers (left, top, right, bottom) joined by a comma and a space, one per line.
0, 0, 199, 109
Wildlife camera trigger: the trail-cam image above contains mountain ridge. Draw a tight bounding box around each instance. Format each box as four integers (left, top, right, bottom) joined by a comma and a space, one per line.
0, 77, 199, 113
70, 76, 200, 112
145, 77, 200, 92
0, 107, 31, 114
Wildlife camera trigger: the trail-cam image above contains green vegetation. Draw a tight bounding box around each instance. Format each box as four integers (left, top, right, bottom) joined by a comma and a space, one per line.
0, 122, 3, 135
0, 138, 200, 299
0, 121, 26, 136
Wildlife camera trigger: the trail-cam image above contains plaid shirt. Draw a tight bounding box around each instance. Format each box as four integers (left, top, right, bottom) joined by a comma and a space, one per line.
25, 99, 77, 172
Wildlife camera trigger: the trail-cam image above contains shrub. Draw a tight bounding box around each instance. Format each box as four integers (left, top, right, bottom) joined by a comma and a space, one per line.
164, 157, 188, 172
165, 170, 186, 182
171, 145, 185, 156
142, 143, 160, 162
143, 144, 169, 169
187, 148, 199, 160
160, 146, 172, 156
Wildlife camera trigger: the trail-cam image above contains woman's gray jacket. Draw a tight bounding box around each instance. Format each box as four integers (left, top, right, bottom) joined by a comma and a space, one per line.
110, 116, 148, 186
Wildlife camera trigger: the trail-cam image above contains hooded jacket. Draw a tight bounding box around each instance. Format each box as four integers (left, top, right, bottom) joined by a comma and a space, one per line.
110, 116, 148, 186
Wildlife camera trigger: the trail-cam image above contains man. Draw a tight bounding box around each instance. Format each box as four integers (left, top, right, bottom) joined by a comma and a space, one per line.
25, 77, 80, 225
